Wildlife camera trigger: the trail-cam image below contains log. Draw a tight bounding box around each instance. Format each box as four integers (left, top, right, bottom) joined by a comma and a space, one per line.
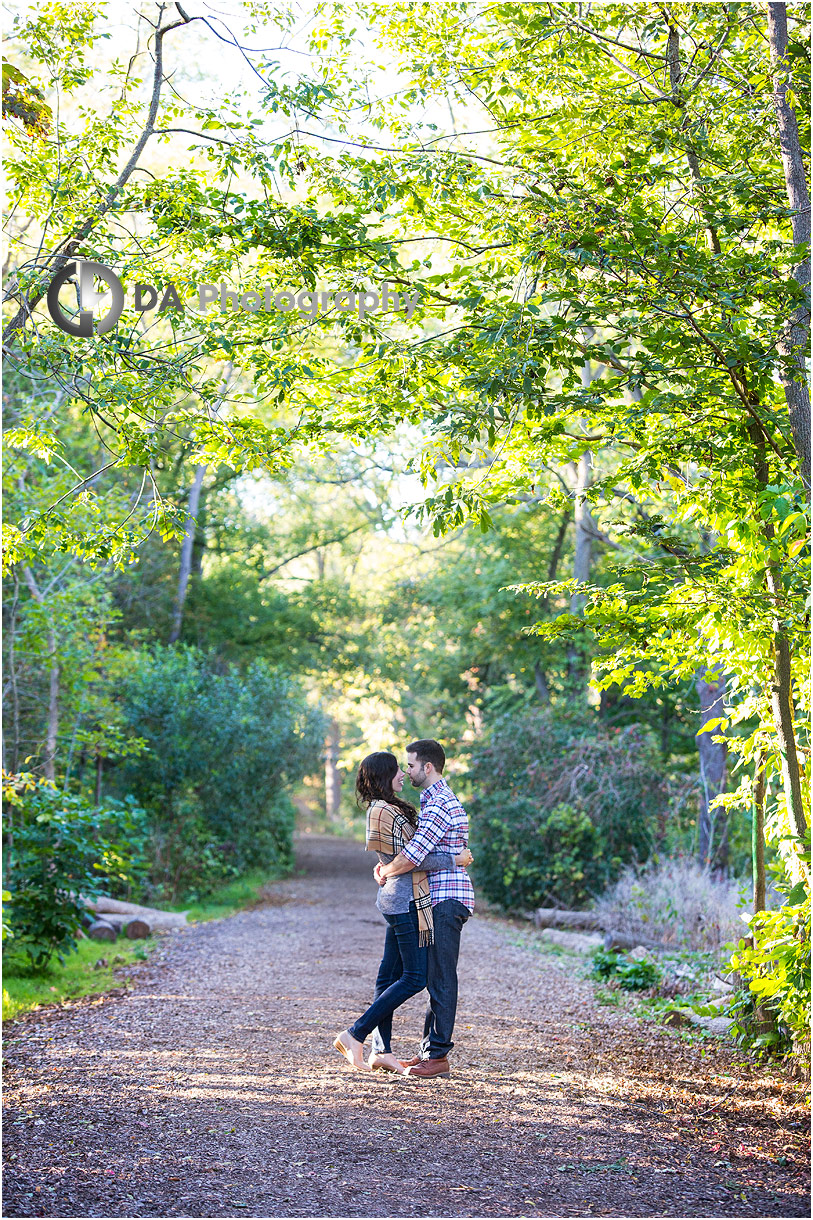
88, 919, 117, 942
540, 928, 604, 954
99, 913, 151, 939
534, 907, 603, 931
84, 897, 188, 929
603, 930, 668, 953
663, 1007, 733, 1037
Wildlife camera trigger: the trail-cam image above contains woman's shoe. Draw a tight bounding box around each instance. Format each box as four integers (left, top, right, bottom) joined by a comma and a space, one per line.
368, 1052, 406, 1074
333, 1030, 369, 1071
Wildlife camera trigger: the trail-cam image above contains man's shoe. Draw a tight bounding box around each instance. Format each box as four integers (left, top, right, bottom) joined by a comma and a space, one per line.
406, 1056, 450, 1078
398, 1056, 422, 1070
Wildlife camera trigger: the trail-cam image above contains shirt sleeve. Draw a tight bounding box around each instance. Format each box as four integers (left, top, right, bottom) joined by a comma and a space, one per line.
402, 805, 448, 866
421, 851, 455, 873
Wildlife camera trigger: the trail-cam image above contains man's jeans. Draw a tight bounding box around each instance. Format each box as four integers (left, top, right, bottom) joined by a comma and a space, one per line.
421, 897, 470, 1060
352, 904, 427, 1053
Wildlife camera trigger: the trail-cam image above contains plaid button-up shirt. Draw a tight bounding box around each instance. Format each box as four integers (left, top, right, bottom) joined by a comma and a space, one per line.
402, 778, 475, 912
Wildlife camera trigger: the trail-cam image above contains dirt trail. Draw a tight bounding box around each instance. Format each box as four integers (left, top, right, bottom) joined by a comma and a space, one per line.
3, 834, 808, 1217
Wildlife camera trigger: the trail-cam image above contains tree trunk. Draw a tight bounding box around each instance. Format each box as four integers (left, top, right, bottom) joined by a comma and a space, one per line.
768, 627, 807, 845
695, 669, 729, 872
535, 507, 570, 703
748, 419, 809, 850
324, 717, 342, 822
547, 508, 571, 584
534, 908, 603, 931
566, 449, 595, 691
6, 570, 21, 774
664, 13, 724, 255
168, 463, 206, 644
95, 751, 103, 807
88, 920, 117, 942
534, 661, 551, 705
20, 564, 59, 780
83, 896, 188, 928
767, 1, 811, 496
98, 914, 151, 939
752, 751, 767, 917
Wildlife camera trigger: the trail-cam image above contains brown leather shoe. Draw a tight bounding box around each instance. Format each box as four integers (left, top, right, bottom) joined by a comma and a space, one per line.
406, 1056, 450, 1078
398, 1056, 422, 1070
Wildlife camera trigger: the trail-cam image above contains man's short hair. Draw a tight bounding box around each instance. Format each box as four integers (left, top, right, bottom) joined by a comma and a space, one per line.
407, 739, 446, 774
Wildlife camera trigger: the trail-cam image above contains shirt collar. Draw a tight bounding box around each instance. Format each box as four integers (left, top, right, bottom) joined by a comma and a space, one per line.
420, 777, 446, 806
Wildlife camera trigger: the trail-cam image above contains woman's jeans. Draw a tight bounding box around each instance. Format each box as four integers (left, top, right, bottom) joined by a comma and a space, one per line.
349, 903, 427, 1053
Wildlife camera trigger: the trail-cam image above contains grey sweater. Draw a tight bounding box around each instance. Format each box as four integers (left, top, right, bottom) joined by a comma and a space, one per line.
375, 849, 456, 915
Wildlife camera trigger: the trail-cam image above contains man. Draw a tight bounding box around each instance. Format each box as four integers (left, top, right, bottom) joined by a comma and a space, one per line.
374, 738, 475, 1078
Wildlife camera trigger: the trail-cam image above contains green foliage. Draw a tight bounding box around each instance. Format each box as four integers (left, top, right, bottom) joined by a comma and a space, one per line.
591, 949, 624, 980
1, 865, 287, 1021
113, 648, 323, 898
2, 0, 810, 1055
730, 876, 811, 1061
474, 797, 603, 910
471, 709, 669, 910
2, 773, 148, 969
590, 949, 662, 991
2, 936, 150, 1022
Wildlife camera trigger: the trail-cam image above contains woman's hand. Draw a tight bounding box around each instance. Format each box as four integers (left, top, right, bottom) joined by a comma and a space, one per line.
455, 847, 473, 868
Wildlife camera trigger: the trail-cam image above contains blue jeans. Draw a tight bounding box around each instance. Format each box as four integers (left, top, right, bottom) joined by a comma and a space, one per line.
350, 904, 427, 1052
420, 898, 470, 1059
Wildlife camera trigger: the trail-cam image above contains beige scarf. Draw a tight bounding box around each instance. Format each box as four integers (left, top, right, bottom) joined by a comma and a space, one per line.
366, 799, 434, 945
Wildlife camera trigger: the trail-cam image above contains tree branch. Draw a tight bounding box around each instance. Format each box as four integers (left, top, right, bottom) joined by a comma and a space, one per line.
3, 3, 195, 348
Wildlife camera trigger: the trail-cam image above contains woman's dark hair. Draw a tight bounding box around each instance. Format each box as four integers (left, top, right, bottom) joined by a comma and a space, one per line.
355, 751, 418, 827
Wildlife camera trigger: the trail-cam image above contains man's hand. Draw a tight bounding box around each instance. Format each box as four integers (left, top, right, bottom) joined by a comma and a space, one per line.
374, 862, 387, 887
456, 847, 474, 868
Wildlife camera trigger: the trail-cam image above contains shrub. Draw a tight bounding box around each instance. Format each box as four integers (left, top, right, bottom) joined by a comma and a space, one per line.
113, 648, 323, 897
474, 799, 603, 909
470, 709, 668, 909
730, 876, 810, 1064
590, 949, 661, 990
593, 856, 744, 950
2, 773, 148, 969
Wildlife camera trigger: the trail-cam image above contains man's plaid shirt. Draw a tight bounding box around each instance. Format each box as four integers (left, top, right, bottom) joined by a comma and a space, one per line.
402, 778, 475, 912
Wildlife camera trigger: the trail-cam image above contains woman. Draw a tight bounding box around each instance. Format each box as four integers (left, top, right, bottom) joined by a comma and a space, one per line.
333, 751, 473, 1073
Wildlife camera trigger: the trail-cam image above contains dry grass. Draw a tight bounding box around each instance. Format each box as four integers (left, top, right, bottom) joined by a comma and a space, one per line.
594, 856, 746, 950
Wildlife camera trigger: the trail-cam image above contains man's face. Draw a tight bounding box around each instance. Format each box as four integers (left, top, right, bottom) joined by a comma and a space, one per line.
405, 752, 429, 789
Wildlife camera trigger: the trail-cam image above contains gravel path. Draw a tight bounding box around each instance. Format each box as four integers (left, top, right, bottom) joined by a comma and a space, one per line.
3, 833, 809, 1218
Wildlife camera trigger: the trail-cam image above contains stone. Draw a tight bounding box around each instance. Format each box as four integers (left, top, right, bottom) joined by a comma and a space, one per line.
629, 946, 657, 963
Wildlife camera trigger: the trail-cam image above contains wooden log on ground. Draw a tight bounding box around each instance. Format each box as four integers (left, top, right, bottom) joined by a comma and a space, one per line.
603, 929, 668, 953
540, 928, 604, 953
88, 919, 117, 942
534, 907, 603, 931
99, 913, 151, 939
83, 897, 188, 929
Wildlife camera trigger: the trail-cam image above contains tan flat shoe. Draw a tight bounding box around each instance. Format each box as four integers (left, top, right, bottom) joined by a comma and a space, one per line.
333, 1030, 369, 1071
369, 1052, 406, 1073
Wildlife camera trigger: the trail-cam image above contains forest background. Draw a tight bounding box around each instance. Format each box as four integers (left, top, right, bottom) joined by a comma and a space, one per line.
2, 0, 810, 1067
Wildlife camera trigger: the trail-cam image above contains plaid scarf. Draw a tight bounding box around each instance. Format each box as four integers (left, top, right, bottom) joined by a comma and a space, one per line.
366, 799, 434, 945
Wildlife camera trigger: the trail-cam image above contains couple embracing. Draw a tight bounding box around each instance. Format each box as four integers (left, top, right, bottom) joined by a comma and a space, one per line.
333, 738, 475, 1079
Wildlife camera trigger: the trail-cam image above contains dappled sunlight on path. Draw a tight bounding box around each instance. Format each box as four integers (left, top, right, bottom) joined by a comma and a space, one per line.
3, 834, 808, 1217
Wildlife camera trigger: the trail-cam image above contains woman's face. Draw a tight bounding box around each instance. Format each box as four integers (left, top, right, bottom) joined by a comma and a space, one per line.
391, 765, 406, 793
